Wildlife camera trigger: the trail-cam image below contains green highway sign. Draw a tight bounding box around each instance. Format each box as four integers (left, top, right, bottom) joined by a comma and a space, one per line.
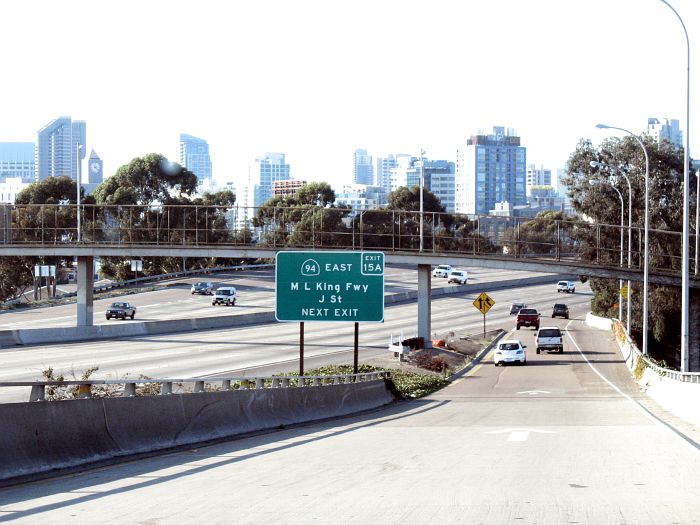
276, 251, 384, 322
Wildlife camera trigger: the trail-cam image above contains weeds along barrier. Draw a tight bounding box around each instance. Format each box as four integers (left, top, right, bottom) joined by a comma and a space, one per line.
0, 372, 392, 402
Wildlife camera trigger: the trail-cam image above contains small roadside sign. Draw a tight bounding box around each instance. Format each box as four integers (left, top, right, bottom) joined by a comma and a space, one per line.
620, 284, 632, 299
473, 292, 495, 315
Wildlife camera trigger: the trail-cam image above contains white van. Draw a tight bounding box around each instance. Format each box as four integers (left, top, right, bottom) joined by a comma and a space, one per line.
212, 286, 237, 306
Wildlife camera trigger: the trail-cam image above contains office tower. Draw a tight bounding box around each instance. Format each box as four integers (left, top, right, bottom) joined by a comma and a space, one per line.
85, 150, 104, 195
353, 149, 374, 185
389, 155, 419, 190
647, 117, 682, 148
36, 116, 86, 181
335, 184, 388, 211
273, 180, 307, 198
251, 152, 290, 207
179, 134, 213, 188
455, 126, 526, 215
376, 153, 412, 193
526, 164, 552, 196
0, 142, 35, 183
423, 160, 455, 213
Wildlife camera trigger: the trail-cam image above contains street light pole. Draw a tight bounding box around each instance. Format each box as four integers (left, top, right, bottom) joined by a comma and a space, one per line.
591, 161, 633, 335
76, 143, 82, 242
590, 177, 624, 322
596, 124, 650, 355
659, 0, 690, 371
419, 149, 425, 253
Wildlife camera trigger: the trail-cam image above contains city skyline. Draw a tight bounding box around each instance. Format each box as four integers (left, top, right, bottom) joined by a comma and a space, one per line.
0, 0, 698, 187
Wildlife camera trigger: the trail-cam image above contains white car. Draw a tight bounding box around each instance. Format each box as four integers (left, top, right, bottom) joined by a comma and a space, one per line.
447, 270, 468, 284
432, 264, 453, 278
494, 339, 527, 366
557, 280, 576, 293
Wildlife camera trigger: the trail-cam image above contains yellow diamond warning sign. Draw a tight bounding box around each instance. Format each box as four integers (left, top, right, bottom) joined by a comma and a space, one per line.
473, 292, 495, 315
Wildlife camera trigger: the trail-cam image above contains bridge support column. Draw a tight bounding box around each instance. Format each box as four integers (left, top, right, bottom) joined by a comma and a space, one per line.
689, 287, 700, 372
77, 256, 94, 327
417, 264, 432, 349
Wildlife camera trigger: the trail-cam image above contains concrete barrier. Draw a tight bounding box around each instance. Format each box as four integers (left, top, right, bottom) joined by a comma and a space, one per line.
0, 380, 397, 484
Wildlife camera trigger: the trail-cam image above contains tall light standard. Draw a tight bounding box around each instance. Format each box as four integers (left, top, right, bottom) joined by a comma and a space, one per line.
76, 143, 82, 242
590, 177, 625, 322
659, 0, 690, 372
596, 123, 649, 355
419, 149, 425, 253
591, 161, 633, 335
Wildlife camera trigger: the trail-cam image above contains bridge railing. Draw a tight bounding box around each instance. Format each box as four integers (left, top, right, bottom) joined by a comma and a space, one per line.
0, 371, 392, 402
1, 203, 695, 275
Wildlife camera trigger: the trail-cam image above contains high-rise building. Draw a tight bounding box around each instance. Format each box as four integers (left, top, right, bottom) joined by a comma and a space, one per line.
273, 179, 307, 198
179, 134, 213, 187
455, 126, 526, 215
0, 142, 35, 183
647, 117, 682, 148
251, 152, 290, 207
423, 160, 455, 213
37, 116, 86, 181
526, 164, 552, 196
0, 177, 31, 203
85, 150, 104, 195
353, 149, 374, 185
376, 153, 411, 193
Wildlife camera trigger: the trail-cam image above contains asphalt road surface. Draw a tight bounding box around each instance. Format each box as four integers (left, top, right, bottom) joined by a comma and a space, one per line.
0, 266, 560, 329
1, 318, 698, 523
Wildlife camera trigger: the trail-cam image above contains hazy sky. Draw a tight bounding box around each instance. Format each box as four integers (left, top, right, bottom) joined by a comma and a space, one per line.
1, 0, 698, 187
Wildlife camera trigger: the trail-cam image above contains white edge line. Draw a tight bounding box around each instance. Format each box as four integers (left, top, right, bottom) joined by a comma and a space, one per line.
565, 319, 700, 457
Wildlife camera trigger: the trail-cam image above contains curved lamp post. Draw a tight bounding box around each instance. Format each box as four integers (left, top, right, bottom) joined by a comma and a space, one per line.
591, 161, 632, 335
590, 177, 625, 322
658, 0, 690, 372
596, 123, 650, 355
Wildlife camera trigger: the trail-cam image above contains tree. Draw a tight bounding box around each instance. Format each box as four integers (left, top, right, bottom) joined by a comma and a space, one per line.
562, 135, 695, 367
253, 182, 351, 248
0, 257, 33, 302
92, 153, 197, 206
15, 176, 82, 205
92, 155, 236, 280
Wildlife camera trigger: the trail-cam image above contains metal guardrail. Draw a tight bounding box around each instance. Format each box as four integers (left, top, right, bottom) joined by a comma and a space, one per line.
641, 357, 700, 383
1, 203, 696, 276
0, 372, 392, 402
613, 319, 700, 383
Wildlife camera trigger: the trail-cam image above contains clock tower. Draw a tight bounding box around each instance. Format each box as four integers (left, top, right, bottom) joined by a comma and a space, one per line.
85, 150, 103, 195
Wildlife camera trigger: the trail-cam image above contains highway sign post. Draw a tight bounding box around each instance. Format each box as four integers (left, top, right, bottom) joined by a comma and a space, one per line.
276, 251, 385, 373
473, 291, 495, 338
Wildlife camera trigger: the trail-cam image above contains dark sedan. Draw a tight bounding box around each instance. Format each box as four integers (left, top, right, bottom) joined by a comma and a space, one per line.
105, 302, 136, 320
552, 303, 569, 319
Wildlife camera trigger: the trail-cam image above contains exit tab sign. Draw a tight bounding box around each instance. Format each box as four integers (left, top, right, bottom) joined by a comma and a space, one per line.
275, 251, 384, 322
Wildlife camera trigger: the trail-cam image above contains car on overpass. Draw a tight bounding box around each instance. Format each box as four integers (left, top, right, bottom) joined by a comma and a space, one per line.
105, 302, 136, 320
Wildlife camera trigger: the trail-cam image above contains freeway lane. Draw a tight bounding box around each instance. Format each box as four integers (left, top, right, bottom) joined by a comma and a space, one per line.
0, 266, 561, 329
1, 317, 698, 523
0, 281, 591, 403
